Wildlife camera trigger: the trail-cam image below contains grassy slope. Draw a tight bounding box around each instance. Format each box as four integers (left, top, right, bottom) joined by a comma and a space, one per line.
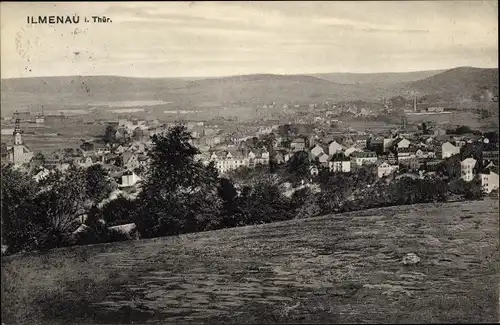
2, 199, 499, 324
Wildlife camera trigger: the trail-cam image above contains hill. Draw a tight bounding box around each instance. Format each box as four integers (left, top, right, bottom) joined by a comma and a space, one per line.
310, 69, 445, 85
0, 74, 392, 114
2, 199, 498, 324
403, 67, 499, 102
1, 67, 497, 117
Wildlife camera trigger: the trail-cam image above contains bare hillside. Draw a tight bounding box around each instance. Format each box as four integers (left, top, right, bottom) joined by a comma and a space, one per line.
2, 199, 498, 324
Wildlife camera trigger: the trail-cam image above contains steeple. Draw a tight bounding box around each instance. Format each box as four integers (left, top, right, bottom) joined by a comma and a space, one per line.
13, 118, 23, 145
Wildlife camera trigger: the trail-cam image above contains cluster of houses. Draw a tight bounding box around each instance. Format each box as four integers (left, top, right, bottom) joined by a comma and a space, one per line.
3, 116, 499, 195
35, 140, 150, 188
198, 129, 499, 194
2, 121, 151, 189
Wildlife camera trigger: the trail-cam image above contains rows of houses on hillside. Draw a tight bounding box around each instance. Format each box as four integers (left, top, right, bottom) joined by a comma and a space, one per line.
202, 130, 498, 193
4, 116, 499, 194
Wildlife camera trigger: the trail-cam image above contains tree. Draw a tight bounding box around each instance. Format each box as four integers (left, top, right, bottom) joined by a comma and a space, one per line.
217, 178, 245, 227
1, 142, 7, 158
135, 125, 223, 238
236, 176, 292, 225
291, 187, 320, 219
99, 195, 138, 227
132, 127, 145, 142
63, 147, 75, 156
483, 131, 499, 145
80, 141, 94, 152
286, 151, 310, 184
449, 125, 473, 135
32, 166, 90, 249
32, 152, 45, 168
460, 142, 483, 161
438, 154, 461, 179
85, 164, 114, 204
103, 125, 117, 144
1, 164, 41, 253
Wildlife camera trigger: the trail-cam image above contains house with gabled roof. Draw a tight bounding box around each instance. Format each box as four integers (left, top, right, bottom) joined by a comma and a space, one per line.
329, 153, 351, 173
396, 147, 416, 162
94, 143, 111, 155
328, 140, 344, 155
441, 141, 460, 159
122, 150, 139, 170
350, 150, 378, 167
316, 152, 330, 166
480, 166, 499, 193
352, 135, 370, 148
120, 171, 142, 188
344, 145, 363, 157
290, 137, 306, 152
396, 138, 411, 149
310, 144, 325, 158
461, 157, 477, 182
375, 161, 399, 178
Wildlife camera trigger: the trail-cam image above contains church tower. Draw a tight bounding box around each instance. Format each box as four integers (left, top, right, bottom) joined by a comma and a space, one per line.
13, 118, 23, 145
9, 118, 33, 166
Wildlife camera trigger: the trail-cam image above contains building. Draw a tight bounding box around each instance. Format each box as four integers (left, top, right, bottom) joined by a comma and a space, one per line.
94, 144, 111, 155
113, 145, 127, 154
387, 152, 398, 164
310, 144, 325, 158
290, 137, 306, 152
212, 150, 249, 174
35, 115, 45, 124
396, 138, 411, 149
344, 146, 362, 157
128, 142, 146, 154
415, 149, 436, 159
317, 152, 330, 166
12, 111, 30, 121
309, 165, 319, 177
33, 167, 51, 182
368, 137, 385, 154
352, 135, 369, 148
7, 119, 34, 166
480, 166, 499, 193
460, 157, 477, 182
441, 141, 460, 159
427, 106, 444, 113
328, 140, 343, 155
253, 149, 270, 166
397, 147, 416, 162
351, 151, 378, 167
122, 151, 140, 170
120, 172, 142, 188
483, 150, 499, 162
434, 128, 447, 136
375, 161, 399, 178
76, 156, 95, 168
383, 138, 395, 153
329, 153, 351, 173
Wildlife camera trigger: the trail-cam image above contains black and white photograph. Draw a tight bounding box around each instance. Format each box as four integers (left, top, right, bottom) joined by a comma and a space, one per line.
1, 1, 499, 324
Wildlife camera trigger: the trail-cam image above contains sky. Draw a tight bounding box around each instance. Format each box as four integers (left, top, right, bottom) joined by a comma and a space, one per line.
1, 1, 498, 79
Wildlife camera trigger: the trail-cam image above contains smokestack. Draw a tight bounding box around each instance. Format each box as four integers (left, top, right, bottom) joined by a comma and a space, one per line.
414, 96, 417, 112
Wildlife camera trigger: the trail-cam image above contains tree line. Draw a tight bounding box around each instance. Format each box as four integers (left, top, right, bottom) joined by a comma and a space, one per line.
1, 125, 485, 255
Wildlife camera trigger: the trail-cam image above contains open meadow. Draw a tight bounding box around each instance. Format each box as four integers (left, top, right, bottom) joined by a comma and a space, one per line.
1, 198, 499, 324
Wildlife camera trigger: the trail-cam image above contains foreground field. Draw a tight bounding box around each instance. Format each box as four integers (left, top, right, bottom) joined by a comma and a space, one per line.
2, 199, 499, 324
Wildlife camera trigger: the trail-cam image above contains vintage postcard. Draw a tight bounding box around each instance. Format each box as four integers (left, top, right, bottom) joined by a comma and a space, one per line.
1, 1, 499, 324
